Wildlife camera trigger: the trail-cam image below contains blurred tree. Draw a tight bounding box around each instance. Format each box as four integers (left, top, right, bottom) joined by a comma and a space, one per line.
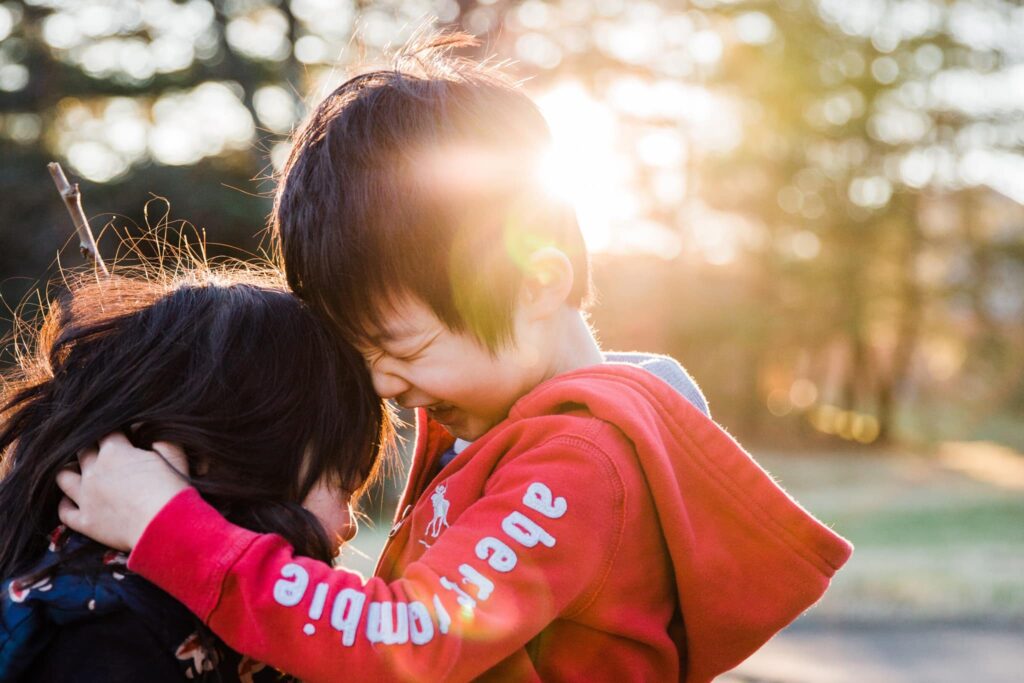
1, 0, 1021, 448
683, 0, 1024, 442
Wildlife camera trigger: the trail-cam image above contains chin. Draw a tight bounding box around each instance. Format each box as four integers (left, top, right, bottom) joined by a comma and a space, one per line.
452, 422, 494, 442
434, 411, 499, 441
440, 424, 468, 440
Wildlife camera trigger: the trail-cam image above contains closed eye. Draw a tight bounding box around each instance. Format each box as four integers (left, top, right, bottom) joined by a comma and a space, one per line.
390, 345, 430, 364
386, 330, 442, 363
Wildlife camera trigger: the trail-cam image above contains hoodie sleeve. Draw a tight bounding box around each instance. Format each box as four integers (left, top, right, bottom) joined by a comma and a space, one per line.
127, 435, 627, 683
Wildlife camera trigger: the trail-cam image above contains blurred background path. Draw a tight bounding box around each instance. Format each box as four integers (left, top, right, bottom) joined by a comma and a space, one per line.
724, 619, 1022, 683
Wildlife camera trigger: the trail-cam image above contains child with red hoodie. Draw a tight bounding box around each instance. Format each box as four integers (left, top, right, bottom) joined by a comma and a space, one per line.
57, 34, 852, 682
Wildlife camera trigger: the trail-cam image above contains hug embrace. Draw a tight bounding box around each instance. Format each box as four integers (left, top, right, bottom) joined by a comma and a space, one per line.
0, 32, 851, 682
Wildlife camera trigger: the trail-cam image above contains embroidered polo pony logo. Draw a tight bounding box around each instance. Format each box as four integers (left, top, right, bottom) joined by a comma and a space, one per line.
426, 483, 451, 538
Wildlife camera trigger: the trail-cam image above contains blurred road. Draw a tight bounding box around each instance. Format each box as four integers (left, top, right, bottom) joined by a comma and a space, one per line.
723, 619, 1024, 683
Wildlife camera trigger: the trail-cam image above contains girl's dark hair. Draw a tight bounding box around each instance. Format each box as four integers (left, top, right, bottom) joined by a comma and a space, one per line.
0, 267, 390, 578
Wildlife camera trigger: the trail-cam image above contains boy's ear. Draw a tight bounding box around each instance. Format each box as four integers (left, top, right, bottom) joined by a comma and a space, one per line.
519, 247, 574, 319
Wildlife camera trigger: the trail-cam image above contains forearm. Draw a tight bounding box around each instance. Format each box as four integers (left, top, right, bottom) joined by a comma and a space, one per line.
128, 474, 607, 682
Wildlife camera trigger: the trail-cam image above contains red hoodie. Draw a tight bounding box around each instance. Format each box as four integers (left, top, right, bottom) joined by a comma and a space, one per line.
127, 364, 852, 682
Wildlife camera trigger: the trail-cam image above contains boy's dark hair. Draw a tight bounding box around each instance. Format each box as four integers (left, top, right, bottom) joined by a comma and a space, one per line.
273, 32, 590, 351
0, 267, 389, 578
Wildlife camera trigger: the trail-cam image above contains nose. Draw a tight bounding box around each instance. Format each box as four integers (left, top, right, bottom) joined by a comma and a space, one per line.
369, 359, 410, 400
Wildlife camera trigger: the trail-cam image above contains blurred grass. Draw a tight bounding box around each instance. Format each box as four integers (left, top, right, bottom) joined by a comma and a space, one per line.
900, 407, 1024, 454
832, 500, 1024, 547
757, 447, 1024, 621
968, 413, 1024, 454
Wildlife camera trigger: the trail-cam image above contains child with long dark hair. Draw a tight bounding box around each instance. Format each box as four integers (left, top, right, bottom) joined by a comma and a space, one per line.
0, 266, 390, 681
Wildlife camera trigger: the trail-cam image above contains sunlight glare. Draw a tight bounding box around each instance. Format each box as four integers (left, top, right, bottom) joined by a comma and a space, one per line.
535, 82, 634, 253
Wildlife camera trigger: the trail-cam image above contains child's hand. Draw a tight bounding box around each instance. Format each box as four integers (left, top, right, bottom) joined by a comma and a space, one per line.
56, 432, 191, 551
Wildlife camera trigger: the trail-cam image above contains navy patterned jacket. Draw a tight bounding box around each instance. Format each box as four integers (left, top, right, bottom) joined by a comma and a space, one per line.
0, 527, 289, 682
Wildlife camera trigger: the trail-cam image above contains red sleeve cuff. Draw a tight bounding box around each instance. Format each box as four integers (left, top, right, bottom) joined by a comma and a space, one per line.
127, 487, 261, 622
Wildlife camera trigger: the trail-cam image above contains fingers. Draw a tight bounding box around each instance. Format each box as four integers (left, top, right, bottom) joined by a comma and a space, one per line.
95, 432, 188, 477
76, 446, 98, 473
152, 441, 189, 478
98, 431, 132, 452
56, 467, 82, 503
57, 495, 81, 529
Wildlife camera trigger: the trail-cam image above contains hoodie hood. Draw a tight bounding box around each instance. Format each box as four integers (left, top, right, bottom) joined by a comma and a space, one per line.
507, 363, 852, 683
603, 352, 710, 417
438, 353, 709, 469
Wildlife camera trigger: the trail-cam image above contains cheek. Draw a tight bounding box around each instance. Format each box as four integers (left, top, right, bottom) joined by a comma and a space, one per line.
328, 503, 357, 544
303, 485, 357, 544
